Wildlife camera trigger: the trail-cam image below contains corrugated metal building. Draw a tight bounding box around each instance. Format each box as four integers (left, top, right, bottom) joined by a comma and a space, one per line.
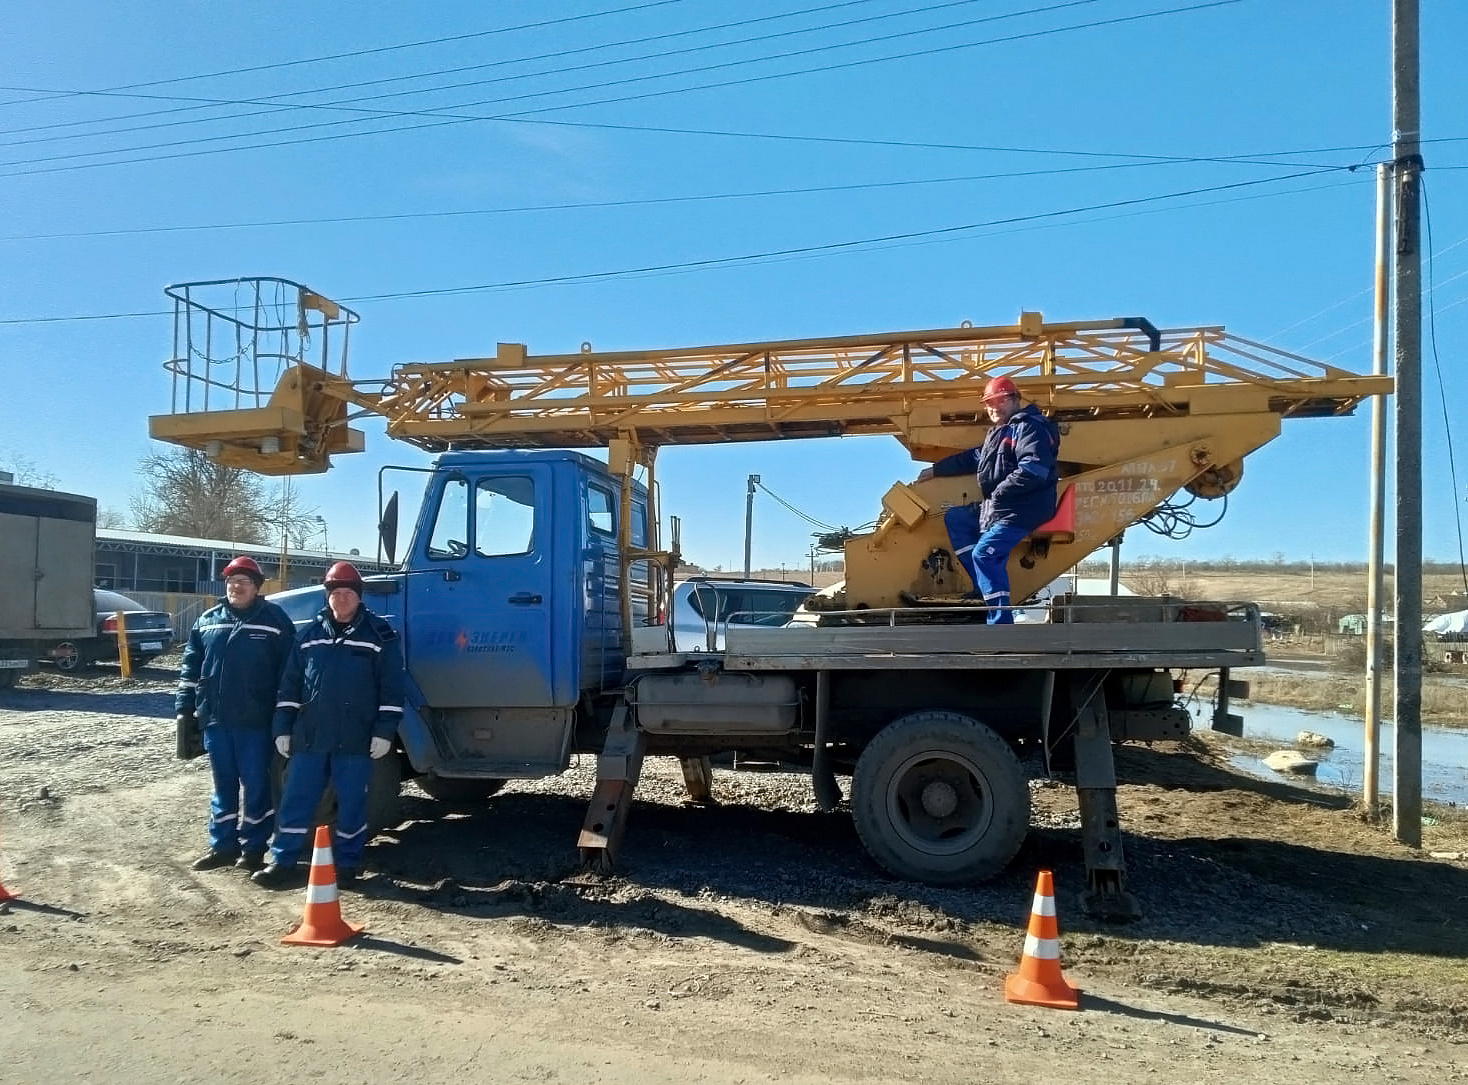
95, 529, 392, 595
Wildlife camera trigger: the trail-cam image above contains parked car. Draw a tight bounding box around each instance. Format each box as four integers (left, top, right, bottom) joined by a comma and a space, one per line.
670, 577, 815, 652
45, 589, 175, 672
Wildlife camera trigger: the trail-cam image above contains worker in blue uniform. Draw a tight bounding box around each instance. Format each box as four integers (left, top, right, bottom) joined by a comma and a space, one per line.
253, 561, 405, 890
918, 376, 1060, 623
176, 555, 297, 872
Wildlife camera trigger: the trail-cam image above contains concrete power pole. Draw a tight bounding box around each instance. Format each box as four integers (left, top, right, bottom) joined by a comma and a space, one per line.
1363, 162, 1391, 814
742, 474, 759, 579
1391, 0, 1424, 847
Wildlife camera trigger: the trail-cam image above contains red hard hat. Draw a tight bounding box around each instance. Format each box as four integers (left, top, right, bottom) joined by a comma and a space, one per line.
323, 561, 365, 593
982, 376, 1021, 404
221, 555, 264, 585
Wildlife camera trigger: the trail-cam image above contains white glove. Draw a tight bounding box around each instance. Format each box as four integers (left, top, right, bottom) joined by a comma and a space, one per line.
369, 737, 391, 760
275, 735, 291, 758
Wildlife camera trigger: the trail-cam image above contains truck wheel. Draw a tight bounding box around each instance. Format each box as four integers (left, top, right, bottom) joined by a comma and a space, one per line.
52, 642, 87, 672
365, 753, 404, 833
416, 774, 506, 805
852, 711, 1029, 885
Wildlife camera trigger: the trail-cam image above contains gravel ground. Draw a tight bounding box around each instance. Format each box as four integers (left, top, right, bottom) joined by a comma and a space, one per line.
2, 655, 1467, 1084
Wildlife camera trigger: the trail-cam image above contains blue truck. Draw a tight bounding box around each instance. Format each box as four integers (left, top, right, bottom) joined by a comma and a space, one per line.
153, 279, 1384, 916
269, 445, 1264, 919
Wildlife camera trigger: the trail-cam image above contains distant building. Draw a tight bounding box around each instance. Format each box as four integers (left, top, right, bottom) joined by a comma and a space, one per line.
95, 529, 392, 595
1337, 613, 1395, 636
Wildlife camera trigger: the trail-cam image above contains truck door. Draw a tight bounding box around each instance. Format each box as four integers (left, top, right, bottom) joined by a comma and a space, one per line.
405, 467, 557, 707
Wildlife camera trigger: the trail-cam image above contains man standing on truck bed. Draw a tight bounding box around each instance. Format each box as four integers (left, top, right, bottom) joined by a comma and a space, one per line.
176, 556, 297, 872
919, 376, 1060, 623
253, 561, 405, 890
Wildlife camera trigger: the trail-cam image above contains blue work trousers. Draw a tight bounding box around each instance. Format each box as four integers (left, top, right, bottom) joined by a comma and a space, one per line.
943, 506, 1032, 625
201, 726, 276, 856
270, 751, 374, 871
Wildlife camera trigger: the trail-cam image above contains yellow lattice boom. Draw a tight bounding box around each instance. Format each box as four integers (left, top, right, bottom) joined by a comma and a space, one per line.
147, 285, 1390, 606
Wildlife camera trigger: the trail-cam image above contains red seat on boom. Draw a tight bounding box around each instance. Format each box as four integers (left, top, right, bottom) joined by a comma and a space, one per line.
1029, 485, 1075, 543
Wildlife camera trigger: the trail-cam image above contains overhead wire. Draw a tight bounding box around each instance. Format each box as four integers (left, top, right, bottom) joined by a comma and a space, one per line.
0, 166, 1355, 325
0, 0, 1002, 144
0, 0, 695, 108
1421, 178, 1468, 599
0, 156, 1311, 244
0, 165, 1354, 326
0, 1, 1249, 178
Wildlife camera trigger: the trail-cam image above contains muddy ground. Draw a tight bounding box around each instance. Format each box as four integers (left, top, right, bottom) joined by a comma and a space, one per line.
2, 660, 1467, 1084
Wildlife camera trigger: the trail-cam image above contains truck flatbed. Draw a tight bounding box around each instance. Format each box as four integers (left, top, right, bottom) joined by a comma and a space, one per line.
629, 597, 1264, 673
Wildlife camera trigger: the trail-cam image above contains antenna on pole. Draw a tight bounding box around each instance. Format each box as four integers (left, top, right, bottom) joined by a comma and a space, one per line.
742, 474, 760, 579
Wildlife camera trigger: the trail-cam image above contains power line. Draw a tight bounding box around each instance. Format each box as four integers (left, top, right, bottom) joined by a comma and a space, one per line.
0, 0, 694, 109
0, 1, 1246, 178
0, 160, 1175, 243
0, 1, 1116, 167
0, 166, 1344, 326
0, 0, 975, 144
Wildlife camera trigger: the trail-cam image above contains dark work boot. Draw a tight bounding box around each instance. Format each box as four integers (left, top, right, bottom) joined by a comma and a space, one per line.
251, 863, 305, 890
235, 851, 266, 873
336, 867, 358, 890
191, 850, 238, 872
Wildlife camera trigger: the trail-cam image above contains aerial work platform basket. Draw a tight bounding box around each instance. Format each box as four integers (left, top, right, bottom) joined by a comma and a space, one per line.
155, 277, 363, 474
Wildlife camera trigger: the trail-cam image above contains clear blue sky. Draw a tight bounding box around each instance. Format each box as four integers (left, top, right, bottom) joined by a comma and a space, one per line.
2, 0, 1465, 571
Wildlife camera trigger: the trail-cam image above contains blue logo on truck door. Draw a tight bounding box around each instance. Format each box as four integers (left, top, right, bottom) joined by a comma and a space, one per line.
455, 629, 526, 654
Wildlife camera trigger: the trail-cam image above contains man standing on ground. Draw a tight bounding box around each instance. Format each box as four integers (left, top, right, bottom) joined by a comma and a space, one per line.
176, 555, 297, 872
918, 376, 1060, 624
253, 561, 405, 890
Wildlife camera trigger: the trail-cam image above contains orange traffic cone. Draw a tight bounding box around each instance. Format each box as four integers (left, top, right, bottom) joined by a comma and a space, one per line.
0, 801, 17, 904
281, 825, 364, 947
1004, 869, 1080, 1010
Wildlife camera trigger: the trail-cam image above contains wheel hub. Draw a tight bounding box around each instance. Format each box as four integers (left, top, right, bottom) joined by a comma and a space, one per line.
920, 779, 959, 818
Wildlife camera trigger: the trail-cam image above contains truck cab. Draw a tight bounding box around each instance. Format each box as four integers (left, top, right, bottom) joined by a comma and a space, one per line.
274, 450, 651, 791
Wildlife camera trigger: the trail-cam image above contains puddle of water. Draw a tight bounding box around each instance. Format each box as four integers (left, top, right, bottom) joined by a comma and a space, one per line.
1196, 701, 1468, 806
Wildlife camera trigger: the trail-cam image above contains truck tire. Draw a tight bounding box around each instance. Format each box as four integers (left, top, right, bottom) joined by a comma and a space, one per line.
365, 752, 404, 833
51, 641, 88, 672
852, 711, 1029, 885
416, 774, 506, 806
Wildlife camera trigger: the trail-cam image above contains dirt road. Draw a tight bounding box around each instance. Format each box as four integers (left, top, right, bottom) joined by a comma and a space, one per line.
2, 665, 1466, 1084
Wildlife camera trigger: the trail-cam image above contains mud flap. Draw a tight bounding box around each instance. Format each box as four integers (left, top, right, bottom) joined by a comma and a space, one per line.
1067, 672, 1141, 923
577, 701, 646, 873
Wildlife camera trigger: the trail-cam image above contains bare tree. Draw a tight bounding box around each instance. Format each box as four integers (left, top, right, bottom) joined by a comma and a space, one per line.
264, 479, 322, 549
0, 449, 60, 488
131, 448, 272, 543
96, 506, 130, 529
1124, 562, 1198, 598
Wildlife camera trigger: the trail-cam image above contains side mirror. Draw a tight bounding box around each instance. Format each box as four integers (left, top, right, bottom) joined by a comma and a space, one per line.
379, 491, 400, 565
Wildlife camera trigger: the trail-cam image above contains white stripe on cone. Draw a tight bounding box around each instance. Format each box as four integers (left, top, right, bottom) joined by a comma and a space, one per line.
1033, 895, 1056, 917
1023, 934, 1061, 960
312, 841, 335, 867
305, 882, 340, 905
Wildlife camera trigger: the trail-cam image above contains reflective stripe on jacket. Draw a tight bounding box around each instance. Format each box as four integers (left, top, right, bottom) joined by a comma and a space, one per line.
175, 598, 296, 729
272, 606, 406, 755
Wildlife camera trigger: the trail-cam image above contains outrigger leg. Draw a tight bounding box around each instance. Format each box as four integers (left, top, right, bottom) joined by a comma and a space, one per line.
577, 700, 646, 873
1066, 672, 1142, 922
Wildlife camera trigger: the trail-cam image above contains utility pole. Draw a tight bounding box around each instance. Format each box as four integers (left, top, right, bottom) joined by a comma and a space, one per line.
742, 474, 759, 579
1391, 0, 1423, 847
1364, 161, 1391, 814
